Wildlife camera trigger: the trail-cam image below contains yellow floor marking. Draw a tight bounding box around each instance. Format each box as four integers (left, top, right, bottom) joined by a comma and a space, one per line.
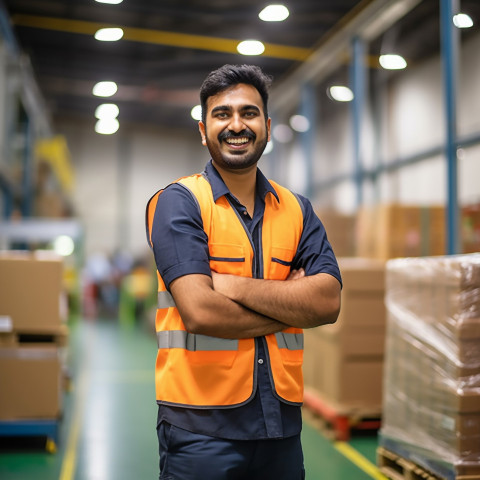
58, 369, 87, 480
334, 441, 389, 480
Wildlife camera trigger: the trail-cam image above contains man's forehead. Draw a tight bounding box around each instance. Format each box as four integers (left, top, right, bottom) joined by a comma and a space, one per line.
206, 84, 263, 110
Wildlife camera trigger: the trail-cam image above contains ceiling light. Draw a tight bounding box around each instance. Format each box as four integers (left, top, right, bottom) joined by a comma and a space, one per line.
53, 235, 74, 256
92, 81, 118, 97
191, 105, 202, 121
95, 103, 119, 119
453, 13, 473, 28
328, 86, 354, 102
95, 118, 120, 135
273, 124, 293, 143
289, 115, 310, 133
264, 141, 273, 155
237, 40, 265, 56
379, 54, 407, 70
95, 0, 123, 4
94, 28, 124, 41
259, 5, 290, 22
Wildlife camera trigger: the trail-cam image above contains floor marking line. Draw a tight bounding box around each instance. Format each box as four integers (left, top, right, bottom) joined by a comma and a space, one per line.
334, 441, 388, 480
59, 370, 87, 480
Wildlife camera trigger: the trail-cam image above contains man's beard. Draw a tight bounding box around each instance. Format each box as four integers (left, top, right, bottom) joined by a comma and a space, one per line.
206, 127, 268, 170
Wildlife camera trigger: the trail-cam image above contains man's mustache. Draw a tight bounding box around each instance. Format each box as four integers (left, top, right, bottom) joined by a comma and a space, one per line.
218, 129, 256, 142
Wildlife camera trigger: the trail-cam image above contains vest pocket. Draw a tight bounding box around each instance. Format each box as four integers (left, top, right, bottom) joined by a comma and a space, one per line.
269, 247, 295, 280
209, 243, 248, 276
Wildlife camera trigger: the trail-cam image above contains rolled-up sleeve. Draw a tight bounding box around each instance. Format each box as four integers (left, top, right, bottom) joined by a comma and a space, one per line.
292, 195, 342, 287
151, 184, 211, 290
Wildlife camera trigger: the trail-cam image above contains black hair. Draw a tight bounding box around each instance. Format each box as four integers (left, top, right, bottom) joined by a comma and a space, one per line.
199, 64, 273, 123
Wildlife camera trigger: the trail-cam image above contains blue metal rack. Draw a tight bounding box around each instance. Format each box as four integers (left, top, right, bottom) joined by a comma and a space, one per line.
0, 419, 60, 453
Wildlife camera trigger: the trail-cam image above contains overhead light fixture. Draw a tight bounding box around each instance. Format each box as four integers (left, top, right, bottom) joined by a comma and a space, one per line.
379, 54, 407, 70
94, 28, 124, 41
289, 115, 310, 133
263, 141, 273, 155
92, 81, 118, 97
95, 103, 119, 119
191, 105, 202, 121
237, 40, 265, 56
328, 85, 354, 102
272, 124, 293, 143
453, 13, 473, 28
53, 235, 75, 256
259, 5, 290, 22
95, 118, 120, 135
95, 0, 123, 4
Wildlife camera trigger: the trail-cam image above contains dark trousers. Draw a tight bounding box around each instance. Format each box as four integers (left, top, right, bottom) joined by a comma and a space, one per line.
157, 422, 305, 480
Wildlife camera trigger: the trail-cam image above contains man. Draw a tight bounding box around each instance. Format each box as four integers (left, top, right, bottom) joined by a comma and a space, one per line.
146, 64, 342, 480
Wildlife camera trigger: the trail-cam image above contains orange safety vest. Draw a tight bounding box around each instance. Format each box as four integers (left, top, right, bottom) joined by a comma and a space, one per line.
146, 172, 305, 408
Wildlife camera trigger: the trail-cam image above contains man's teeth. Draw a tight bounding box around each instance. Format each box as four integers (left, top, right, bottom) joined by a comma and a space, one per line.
225, 137, 249, 145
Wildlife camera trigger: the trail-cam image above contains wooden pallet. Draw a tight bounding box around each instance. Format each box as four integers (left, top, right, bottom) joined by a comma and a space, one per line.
377, 447, 480, 480
303, 388, 382, 441
0, 324, 69, 347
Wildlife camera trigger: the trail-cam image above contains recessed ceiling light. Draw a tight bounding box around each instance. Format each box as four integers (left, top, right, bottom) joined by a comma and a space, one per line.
453, 13, 473, 28
95, 0, 123, 4
328, 86, 354, 102
379, 54, 407, 70
92, 81, 118, 97
237, 40, 265, 56
289, 115, 310, 133
259, 5, 290, 22
94, 28, 124, 42
95, 103, 119, 119
191, 105, 202, 121
95, 118, 120, 135
273, 124, 293, 143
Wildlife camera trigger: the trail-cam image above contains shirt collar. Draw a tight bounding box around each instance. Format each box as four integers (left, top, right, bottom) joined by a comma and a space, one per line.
204, 160, 280, 204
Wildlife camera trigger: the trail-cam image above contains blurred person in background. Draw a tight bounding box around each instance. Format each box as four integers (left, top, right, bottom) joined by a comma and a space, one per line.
146, 64, 342, 480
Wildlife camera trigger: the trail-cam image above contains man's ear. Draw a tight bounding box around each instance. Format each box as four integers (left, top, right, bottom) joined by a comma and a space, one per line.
267, 117, 271, 142
198, 121, 207, 146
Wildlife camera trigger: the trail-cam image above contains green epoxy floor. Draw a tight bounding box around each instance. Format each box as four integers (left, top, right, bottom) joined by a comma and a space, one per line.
0, 319, 382, 479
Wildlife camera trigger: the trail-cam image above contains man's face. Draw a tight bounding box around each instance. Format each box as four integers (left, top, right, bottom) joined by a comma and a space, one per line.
198, 83, 271, 171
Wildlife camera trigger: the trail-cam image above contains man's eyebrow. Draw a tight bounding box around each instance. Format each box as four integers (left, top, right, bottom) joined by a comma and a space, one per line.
210, 104, 261, 115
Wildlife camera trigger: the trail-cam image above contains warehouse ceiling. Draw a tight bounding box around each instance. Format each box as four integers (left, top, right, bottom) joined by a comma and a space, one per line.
2, 0, 480, 131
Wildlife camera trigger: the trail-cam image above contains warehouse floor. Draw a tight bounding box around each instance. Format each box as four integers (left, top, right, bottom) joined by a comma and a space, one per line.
0, 319, 384, 480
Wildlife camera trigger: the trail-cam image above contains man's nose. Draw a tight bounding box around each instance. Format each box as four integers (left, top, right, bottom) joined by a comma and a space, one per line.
228, 113, 246, 132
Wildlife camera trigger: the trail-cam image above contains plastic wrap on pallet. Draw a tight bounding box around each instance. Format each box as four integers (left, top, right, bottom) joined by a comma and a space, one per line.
380, 254, 480, 476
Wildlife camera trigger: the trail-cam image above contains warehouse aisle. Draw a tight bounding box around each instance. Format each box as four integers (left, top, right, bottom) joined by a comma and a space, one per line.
0, 319, 383, 480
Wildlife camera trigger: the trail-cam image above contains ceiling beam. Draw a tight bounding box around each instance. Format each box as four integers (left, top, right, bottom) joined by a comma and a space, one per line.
11, 14, 313, 61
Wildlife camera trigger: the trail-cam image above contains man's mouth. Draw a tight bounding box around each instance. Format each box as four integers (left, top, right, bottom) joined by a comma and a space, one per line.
224, 136, 250, 146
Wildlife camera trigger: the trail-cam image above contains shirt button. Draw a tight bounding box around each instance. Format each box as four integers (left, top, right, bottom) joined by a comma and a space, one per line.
243, 211, 248, 215
258, 358, 264, 365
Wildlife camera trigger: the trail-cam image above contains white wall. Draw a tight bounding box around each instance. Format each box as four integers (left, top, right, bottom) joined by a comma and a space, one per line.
59, 119, 209, 259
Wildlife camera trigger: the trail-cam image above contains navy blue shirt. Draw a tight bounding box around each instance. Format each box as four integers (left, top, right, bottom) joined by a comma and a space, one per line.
150, 160, 341, 440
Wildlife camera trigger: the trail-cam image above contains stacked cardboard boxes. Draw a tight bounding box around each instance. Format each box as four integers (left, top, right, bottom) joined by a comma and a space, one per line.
304, 257, 386, 410
356, 204, 446, 260
314, 209, 357, 257
379, 254, 480, 478
0, 251, 67, 420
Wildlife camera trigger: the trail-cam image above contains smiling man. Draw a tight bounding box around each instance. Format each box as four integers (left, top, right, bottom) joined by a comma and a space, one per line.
146, 64, 342, 480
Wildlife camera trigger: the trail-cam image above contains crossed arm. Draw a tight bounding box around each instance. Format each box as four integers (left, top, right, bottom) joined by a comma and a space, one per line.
170, 270, 341, 339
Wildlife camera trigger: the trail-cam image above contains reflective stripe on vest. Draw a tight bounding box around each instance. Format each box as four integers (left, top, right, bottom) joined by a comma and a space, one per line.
275, 332, 304, 350
157, 330, 238, 351
158, 290, 176, 308
157, 329, 302, 352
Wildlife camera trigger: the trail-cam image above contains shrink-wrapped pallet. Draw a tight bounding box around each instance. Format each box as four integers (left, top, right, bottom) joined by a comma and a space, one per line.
379, 254, 480, 480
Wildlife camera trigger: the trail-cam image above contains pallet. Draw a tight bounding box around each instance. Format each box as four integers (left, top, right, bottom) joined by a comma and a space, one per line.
303, 388, 382, 441
377, 447, 480, 480
0, 419, 59, 453
0, 324, 69, 347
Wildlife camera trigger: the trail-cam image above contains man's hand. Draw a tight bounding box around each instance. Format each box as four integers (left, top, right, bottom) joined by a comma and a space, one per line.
210, 268, 340, 329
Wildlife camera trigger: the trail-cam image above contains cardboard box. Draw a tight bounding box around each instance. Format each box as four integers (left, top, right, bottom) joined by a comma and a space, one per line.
0, 252, 63, 331
314, 209, 357, 257
0, 345, 62, 420
356, 204, 446, 260
304, 329, 384, 409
